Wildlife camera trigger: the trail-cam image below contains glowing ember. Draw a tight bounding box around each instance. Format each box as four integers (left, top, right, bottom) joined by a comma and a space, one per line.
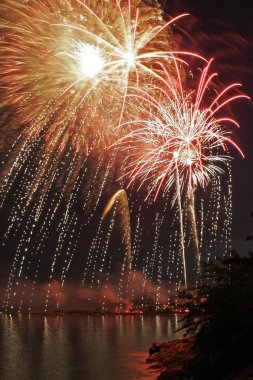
70, 42, 105, 78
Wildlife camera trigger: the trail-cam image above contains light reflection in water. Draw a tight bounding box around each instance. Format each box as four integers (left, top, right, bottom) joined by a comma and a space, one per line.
0, 315, 184, 380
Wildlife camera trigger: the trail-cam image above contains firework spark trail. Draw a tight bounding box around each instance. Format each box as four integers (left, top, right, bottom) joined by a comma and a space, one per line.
0, 0, 248, 309
1, 142, 122, 312
1, 142, 123, 313
5, 150, 84, 238
224, 161, 233, 255
0, 0, 187, 277
0, 138, 87, 244
2, 154, 88, 313
147, 212, 162, 304
44, 175, 86, 311
81, 221, 103, 288
80, 187, 120, 302
102, 189, 132, 271
0, 0, 192, 154
84, 153, 118, 225
187, 188, 201, 279
128, 204, 142, 305
202, 177, 218, 268
175, 159, 187, 287
0, 134, 41, 213
166, 214, 180, 302
115, 59, 249, 286
0, 0, 206, 311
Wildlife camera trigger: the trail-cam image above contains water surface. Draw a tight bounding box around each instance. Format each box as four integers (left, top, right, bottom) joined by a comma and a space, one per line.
0, 314, 183, 380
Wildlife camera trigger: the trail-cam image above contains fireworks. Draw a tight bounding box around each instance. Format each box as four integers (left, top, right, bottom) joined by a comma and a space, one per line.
0, 0, 249, 311
118, 60, 248, 199
0, 0, 190, 152
102, 189, 132, 271
68, 42, 105, 78
115, 59, 249, 286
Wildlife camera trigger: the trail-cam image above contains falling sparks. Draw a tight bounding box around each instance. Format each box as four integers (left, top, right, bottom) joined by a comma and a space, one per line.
102, 189, 132, 271
115, 59, 248, 286
0, 0, 249, 312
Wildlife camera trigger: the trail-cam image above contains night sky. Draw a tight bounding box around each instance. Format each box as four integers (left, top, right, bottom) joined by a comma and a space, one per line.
0, 0, 253, 309
164, 0, 253, 252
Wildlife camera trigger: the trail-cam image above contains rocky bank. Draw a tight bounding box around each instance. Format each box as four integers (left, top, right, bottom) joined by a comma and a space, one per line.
153, 338, 253, 380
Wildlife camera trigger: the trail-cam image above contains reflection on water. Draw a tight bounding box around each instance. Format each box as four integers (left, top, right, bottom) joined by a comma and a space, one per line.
0, 315, 183, 380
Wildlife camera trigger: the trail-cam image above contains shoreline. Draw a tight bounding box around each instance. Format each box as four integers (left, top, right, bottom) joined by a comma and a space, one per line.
151, 338, 253, 380
0, 310, 188, 316
150, 337, 194, 380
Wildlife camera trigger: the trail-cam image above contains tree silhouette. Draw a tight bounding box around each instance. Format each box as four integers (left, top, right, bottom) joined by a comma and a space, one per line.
178, 251, 253, 379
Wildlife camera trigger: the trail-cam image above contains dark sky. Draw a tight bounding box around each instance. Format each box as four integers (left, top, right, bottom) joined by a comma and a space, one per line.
163, 0, 253, 252
0, 0, 253, 311
165, 0, 253, 34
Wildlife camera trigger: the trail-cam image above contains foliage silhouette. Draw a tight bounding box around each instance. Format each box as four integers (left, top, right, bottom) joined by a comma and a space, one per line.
178, 251, 253, 379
